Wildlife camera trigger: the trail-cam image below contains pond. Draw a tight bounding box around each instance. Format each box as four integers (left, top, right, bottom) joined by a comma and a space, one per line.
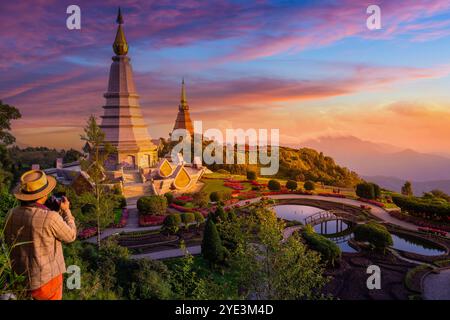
272, 204, 322, 222
391, 233, 446, 256
273, 205, 357, 253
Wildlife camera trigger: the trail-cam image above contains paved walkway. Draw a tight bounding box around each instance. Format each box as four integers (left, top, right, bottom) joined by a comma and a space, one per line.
423, 269, 450, 300
131, 245, 201, 260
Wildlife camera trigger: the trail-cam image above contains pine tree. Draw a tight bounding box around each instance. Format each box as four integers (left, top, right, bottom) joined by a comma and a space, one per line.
201, 219, 224, 265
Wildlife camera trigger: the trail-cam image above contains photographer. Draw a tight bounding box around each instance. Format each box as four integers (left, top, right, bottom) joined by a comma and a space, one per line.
4, 170, 77, 300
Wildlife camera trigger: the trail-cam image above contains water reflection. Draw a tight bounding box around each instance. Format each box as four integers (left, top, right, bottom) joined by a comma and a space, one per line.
391, 233, 445, 256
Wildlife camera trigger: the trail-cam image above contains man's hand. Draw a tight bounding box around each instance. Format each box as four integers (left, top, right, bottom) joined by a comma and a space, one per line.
60, 196, 70, 212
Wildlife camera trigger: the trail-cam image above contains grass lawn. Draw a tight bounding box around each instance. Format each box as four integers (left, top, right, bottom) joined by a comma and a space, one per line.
114, 208, 122, 224
202, 172, 357, 198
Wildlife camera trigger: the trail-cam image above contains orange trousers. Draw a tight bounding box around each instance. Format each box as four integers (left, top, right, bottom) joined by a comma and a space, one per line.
31, 274, 63, 300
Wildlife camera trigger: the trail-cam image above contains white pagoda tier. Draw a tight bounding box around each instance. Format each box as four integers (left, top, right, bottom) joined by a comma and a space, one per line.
100, 8, 157, 170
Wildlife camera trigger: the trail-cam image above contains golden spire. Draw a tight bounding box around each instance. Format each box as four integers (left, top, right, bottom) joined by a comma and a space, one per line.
181, 78, 187, 104
113, 7, 128, 56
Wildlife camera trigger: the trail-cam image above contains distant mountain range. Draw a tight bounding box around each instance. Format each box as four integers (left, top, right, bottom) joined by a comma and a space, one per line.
301, 136, 450, 195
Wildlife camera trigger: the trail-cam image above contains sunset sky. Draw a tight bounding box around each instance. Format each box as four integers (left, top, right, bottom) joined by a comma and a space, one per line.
1, 0, 450, 153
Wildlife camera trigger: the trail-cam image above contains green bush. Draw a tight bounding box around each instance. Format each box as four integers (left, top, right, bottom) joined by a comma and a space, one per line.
286, 180, 298, 191
201, 219, 226, 265
210, 191, 220, 202
302, 226, 341, 266
304, 180, 315, 191
392, 194, 450, 221
210, 206, 228, 223
246, 171, 257, 181
137, 195, 167, 215
268, 179, 281, 191
193, 211, 205, 226
163, 214, 181, 234
354, 222, 393, 251
356, 182, 375, 199
181, 212, 195, 229
111, 194, 127, 209
164, 192, 174, 204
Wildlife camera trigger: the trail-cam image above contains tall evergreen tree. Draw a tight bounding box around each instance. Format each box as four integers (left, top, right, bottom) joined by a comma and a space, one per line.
201, 219, 224, 265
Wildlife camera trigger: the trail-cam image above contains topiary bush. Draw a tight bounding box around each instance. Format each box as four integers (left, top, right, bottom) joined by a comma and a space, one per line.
302, 225, 341, 266
354, 222, 393, 252
304, 180, 315, 191
163, 214, 181, 234
137, 195, 168, 215
201, 219, 226, 265
181, 212, 195, 229
246, 171, 257, 181
268, 179, 281, 191
209, 191, 220, 202
286, 180, 298, 191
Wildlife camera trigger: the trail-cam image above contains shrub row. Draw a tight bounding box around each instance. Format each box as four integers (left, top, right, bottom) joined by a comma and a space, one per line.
392, 195, 450, 220
302, 226, 341, 266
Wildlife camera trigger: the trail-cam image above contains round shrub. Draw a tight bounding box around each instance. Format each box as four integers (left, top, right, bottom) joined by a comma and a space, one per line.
181, 212, 195, 228
193, 211, 205, 226
163, 214, 181, 234
210, 191, 220, 202
356, 182, 375, 199
246, 171, 257, 181
137, 195, 168, 215
304, 180, 315, 191
268, 179, 281, 191
286, 180, 298, 191
354, 222, 393, 251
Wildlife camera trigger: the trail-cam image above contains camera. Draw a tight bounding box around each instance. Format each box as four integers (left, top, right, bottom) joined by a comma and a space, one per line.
45, 192, 67, 212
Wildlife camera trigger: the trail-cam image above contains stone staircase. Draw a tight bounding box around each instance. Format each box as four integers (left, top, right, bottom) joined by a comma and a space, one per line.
122, 170, 142, 184
123, 182, 152, 199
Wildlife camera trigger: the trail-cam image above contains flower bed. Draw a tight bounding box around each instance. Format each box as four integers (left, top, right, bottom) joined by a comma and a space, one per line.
170, 203, 197, 212
176, 195, 193, 202
417, 227, 447, 237
224, 182, 245, 190
358, 198, 385, 208
139, 214, 166, 227
78, 226, 97, 240
318, 193, 347, 199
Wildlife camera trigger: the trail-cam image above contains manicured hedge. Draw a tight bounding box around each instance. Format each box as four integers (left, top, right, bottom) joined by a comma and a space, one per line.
163, 214, 182, 234
354, 222, 393, 250
137, 195, 167, 215
302, 226, 341, 265
392, 195, 450, 221
181, 212, 195, 228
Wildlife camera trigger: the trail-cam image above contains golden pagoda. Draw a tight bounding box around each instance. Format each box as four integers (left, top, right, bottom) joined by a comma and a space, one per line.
172, 79, 194, 137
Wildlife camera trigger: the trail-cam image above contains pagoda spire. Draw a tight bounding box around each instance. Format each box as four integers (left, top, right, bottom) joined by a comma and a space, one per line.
113, 7, 128, 56
180, 78, 188, 110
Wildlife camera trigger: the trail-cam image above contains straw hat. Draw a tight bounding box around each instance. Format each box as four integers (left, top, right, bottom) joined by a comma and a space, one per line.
13, 170, 57, 201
